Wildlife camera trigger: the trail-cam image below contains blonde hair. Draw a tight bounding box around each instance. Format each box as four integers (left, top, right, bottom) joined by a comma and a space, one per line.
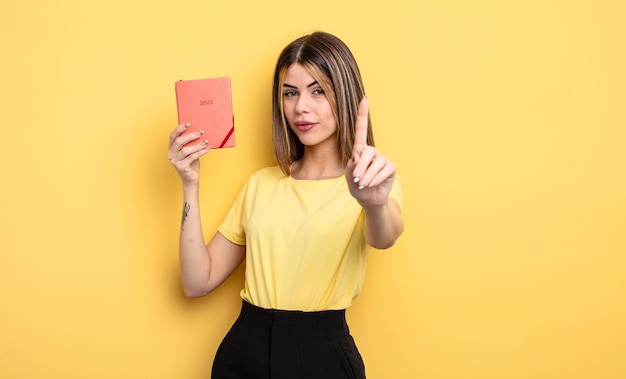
271, 31, 375, 175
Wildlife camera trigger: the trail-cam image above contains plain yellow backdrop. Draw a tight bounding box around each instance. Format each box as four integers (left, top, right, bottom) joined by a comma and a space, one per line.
1, 0, 625, 378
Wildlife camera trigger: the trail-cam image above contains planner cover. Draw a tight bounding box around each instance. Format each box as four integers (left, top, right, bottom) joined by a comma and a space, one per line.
175, 77, 235, 148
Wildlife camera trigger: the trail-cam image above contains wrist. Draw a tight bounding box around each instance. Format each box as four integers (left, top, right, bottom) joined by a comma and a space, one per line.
361, 201, 388, 216
182, 181, 200, 196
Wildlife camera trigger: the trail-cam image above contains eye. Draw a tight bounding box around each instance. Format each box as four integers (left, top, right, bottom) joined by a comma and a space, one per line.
283, 90, 298, 97
312, 88, 325, 96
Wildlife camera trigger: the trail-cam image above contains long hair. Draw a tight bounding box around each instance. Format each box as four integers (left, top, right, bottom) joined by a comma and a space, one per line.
271, 31, 375, 176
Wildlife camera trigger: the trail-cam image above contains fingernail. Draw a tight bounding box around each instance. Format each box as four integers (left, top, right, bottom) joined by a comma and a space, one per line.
185, 123, 190, 127
358, 185, 364, 190
203, 140, 209, 144
199, 130, 204, 135
353, 176, 360, 183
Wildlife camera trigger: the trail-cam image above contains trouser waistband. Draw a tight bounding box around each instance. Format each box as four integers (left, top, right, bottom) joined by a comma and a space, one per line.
239, 300, 350, 341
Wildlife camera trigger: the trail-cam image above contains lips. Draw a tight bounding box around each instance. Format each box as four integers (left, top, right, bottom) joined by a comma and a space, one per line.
294, 120, 316, 132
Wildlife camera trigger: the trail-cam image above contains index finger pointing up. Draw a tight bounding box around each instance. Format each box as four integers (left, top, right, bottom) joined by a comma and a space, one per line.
353, 95, 369, 152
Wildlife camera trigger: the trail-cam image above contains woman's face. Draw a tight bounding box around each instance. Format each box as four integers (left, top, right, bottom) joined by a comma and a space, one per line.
282, 63, 337, 150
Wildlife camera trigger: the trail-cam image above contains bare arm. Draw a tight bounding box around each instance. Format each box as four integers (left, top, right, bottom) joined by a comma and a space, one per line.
178, 185, 245, 297
361, 198, 403, 249
169, 123, 245, 297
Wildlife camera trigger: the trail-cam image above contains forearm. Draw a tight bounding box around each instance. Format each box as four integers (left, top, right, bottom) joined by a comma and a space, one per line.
363, 198, 404, 249
178, 184, 211, 297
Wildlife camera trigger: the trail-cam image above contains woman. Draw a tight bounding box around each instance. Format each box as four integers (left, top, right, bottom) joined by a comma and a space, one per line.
168, 31, 403, 378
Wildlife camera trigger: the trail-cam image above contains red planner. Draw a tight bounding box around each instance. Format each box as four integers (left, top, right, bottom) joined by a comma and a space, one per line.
175, 77, 235, 148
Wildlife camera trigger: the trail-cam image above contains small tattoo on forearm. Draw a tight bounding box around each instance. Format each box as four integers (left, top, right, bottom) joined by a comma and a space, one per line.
181, 202, 191, 230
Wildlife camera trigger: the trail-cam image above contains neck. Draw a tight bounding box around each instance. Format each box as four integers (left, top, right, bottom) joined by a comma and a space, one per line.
291, 148, 343, 180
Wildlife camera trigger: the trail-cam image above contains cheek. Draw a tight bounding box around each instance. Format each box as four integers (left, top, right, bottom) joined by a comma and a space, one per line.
282, 101, 294, 122
282, 99, 290, 114
321, 102, 337, 124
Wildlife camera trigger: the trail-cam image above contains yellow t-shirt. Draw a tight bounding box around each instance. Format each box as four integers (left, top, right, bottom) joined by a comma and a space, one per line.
218, 166, 402, 311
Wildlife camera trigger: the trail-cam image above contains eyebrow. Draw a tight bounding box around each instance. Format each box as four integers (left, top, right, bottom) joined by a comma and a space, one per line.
283, 81, 319, 89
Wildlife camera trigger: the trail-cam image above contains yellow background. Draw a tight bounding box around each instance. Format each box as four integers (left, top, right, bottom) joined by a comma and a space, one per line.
1, 0, 625, 378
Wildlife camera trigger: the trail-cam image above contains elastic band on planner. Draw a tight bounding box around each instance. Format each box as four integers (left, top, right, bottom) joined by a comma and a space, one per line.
219, 126, 235, 148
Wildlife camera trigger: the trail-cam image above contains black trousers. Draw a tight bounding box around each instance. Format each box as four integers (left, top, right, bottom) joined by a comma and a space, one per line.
212, 300, 366, 379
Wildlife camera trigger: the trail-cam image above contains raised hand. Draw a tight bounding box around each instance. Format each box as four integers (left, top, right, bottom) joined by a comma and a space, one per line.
168, 123, 211, 184
345, 96, 397, 208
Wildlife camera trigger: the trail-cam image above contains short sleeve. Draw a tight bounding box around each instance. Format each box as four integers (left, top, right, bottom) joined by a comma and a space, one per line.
217, 179, 249, 245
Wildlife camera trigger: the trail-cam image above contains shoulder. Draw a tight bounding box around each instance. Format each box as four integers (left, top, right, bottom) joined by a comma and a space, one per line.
250, 165, 283, 177
246, 166, 287, 187
249, 165, 285, 180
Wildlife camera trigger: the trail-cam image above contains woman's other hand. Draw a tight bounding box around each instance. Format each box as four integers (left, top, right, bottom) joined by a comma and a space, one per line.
345, 97, 396, 209
167, 123, 211, 185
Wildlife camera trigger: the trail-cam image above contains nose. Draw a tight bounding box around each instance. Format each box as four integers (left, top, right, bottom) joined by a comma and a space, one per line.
295, 93, 309, 114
